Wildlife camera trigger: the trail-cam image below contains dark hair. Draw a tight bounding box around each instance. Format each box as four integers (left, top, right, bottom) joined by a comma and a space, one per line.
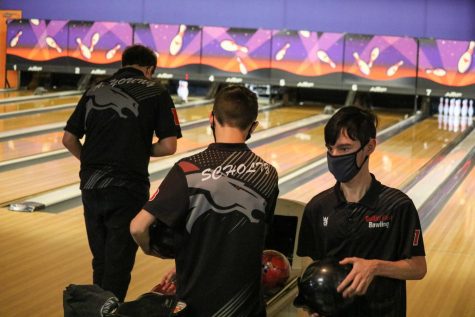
213, 85, 258, 130
121, 44, 157, 69
324, 106, 378, 147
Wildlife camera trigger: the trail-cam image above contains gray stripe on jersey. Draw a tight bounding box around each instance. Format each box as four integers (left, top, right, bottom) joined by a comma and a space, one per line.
211, 282, 253, 317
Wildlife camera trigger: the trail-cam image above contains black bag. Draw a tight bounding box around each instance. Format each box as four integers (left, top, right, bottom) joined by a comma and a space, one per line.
63, 284, 119, 317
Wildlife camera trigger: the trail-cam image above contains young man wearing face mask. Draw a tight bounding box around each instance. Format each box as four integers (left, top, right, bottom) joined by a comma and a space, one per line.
130, 85, 279, 317
296, 106, 427, 317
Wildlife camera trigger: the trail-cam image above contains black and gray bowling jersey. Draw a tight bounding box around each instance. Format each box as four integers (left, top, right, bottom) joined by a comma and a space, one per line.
65, 67, 182, 194
145, 142, 279, 317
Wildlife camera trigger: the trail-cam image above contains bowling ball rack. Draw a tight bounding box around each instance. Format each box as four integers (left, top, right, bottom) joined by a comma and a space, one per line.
265, 276, 299, 316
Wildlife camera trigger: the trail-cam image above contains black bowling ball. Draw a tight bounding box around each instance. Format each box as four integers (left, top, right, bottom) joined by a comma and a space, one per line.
149, 220, 176, 259
294, 258, 353, 316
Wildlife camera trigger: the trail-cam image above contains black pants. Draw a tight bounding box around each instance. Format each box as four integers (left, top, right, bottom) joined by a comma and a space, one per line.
82, 187, 148, 301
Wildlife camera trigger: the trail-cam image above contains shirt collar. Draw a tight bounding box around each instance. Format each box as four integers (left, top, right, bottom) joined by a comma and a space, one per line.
334, 174, 382, 209
114, 67, 145, 77
208, 143, 250, 151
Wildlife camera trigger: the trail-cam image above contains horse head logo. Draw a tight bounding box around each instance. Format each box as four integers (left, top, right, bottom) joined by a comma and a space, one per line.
85, 85, 139, 127
185, 172, 266, 233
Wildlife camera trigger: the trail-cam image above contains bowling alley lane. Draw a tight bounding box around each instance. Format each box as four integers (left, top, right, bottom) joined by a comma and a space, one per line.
0, 102, 214, 162
0, 89, 35, 99
407, 166, 475, 317
0, 105, 318, 205
0, 95, 81, 115
282, 116, 465, 203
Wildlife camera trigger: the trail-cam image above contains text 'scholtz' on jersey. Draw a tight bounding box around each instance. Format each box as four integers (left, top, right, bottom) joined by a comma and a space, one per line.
145, 143, 279, 317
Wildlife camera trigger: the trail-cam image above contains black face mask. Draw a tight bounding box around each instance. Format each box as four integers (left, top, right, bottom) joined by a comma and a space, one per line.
327, 145, 368, 183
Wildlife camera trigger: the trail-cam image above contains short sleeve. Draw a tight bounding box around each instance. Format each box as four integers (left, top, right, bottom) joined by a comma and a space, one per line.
398, 200, 426, 258
297, 202, 321, 260
64, 93, 88, 138
155, 91, 182, 139
144, 163, 189, 228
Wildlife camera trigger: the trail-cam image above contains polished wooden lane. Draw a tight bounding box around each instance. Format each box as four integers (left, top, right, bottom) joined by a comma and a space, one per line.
282, 117, 464, 203
0, 95, 81, 114
0, 204, 175, 317
0, 89, 35, 99
0, 106, 318, 205
407, 166, 475, 317
0, 103, 214, 162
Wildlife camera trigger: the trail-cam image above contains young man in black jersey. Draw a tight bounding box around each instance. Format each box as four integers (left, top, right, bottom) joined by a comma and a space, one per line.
62, 44, 182, 301
131, 85, 279, 317
297, 106, 427, 317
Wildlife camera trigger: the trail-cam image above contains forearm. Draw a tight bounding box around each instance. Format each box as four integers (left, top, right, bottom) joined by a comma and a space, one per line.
62, 131, 82, 160
130, 209, 156, 255
151, 136, 177, 157
373, 256, 427, 280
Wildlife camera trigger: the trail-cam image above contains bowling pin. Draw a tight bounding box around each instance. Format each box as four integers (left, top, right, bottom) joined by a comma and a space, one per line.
105, 44, 121, 60
10, 30, 23, 47
443, 114, 448, 130
444, 98, 449, 115
236, 56, 248, 75
299, 30, 311, 38
89, 32, 100, 52
461, 99, 468, 117
45, 36, 62, 53
457, 41, 475, 74
386, 61, 404, 77
30, 19, 40, 26
449, 98, 455, 116
468, 100, 474, 117
454, 99, 461, 117
438, 97, 444, 115
177, 80, 189, 103
220, 39, 248, 53
353, 52, 371, 75
316, 50, 336, 68
425, 68, 447, 77
438, 112, 443, 129
448, 114, 454, 132
368, 47, 380, 68
169, 24, 187, 56
76, 37, 92, 59
275, 43, 290, 61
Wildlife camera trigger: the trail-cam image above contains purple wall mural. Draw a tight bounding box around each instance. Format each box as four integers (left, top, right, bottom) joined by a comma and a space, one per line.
1, 0, 474, 41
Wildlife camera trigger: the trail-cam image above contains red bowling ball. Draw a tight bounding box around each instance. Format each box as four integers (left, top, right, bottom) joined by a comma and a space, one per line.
261, 249, 291, 292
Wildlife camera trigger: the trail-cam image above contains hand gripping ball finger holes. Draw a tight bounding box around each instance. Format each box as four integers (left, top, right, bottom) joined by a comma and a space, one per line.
294, 258, 353, 316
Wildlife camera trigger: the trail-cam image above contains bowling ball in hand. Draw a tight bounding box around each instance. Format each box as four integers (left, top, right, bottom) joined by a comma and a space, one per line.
262, 249, 291, 293
149, 220, 176, 259
293, 258, 353, 316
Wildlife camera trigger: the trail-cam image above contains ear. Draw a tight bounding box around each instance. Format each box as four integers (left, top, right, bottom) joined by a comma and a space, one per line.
209, 112, 214, 125
250, 121, 259, 133
366, 138, 376, 155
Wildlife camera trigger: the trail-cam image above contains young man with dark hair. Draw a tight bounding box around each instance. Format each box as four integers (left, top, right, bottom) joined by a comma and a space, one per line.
297, 106, 427, 317
62, 44, 182, 301
130, 85, 279, 317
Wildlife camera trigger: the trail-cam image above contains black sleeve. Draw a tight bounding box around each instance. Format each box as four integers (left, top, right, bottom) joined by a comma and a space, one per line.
64, 93, 88, 138
143, 163, 188, 229
398, 200, 426, 258
297, 201, 321, 260
155, 90, 182, 139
